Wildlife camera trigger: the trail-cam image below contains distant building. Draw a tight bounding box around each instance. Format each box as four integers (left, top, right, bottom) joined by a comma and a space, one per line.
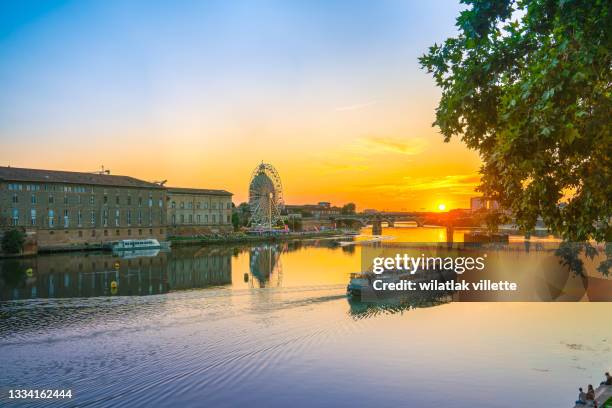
363, 209, 379, 214
285, 204, 341, 219
166, 187, 233, 236
317, 201, 331, 208
0, 166, 167, 249
470, 197, 486, 212
471, 196, 503, 212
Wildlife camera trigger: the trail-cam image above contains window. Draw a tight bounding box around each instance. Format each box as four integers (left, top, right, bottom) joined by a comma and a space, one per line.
64, 196, 69, 205
92, 230, 96, 237
49, 195, 54, 204
115, 209, 120, 226
138, 197, 142, 206
227, 202, 231, 209
127, 229, 131, 236
90, 195, 95, 205
116, 196, 120, 205
189, 214, 193, 223
138, 229, 142, 236
138, 210, 142, 225
104, 195, 108, 204
204, 202, 208, 209
77, 210, 82, 226
127, 210, 132, 226
180, 202, 184, 209
78, 230, 83, 237
31, 195, 37, 204
48, 210, 55, 227
127, 196, 131, 205
12, 194, 18, 204
197, 215, 201, 224
148, 195, 153, 207
180, 214, 184, 224
104, 230, 108, 236
31, 209, 37, 226
149, 228, 153, 235
103, 210, 108, 227
10, 208, 19, 225
172, 214, 176, 225
158, 199, 163, 208
91, 210, 96, 226
187, 202, 192, 209
171, 201, 176, 209
63, 210, 69, 228
205, 214, 209, 223
227, 215, 231, 223
212, 202, 217, 210
212, 214, 216, 224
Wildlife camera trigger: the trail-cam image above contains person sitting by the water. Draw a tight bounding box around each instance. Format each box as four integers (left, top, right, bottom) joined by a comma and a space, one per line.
575, 387, 587, 405
586, 384, 595, 401
601, 372, 612, 386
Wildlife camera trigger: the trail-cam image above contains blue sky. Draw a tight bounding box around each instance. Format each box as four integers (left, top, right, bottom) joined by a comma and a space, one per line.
0, 1, 477, 210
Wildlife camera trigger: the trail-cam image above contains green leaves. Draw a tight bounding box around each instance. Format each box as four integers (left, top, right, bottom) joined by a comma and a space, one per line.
420, 0, 611, 270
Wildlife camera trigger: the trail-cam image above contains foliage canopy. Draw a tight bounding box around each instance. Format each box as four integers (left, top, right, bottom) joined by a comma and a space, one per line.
419, 0, 611, 243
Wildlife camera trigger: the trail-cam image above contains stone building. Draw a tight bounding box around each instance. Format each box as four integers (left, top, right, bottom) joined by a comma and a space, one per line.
166, 187, 233, 236
0, 166, 167, 249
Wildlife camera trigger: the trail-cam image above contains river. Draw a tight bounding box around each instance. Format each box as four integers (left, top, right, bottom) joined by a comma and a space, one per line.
0, 225, 610, 407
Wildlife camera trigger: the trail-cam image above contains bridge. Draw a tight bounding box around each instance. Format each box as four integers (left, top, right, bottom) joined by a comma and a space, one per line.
331, 212, 429, 234
331, 211, 478, 236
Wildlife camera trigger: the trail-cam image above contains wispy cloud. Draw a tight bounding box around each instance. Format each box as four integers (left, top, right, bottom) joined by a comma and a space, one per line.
334, 100, 377, 112
370, 174, 480, 194
357, 136, 427, 156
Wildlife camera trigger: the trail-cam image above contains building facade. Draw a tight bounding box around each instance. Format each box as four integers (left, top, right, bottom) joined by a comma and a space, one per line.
0, 166, 167, 249
285, 203, 341, 219
166, 187, 233, 236
470, 197, 486, 212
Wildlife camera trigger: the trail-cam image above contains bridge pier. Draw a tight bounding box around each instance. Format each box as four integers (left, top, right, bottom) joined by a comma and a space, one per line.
372, 220, 382, 235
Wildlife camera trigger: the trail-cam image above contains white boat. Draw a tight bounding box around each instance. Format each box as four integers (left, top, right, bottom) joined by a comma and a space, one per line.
109, 239, 163, 251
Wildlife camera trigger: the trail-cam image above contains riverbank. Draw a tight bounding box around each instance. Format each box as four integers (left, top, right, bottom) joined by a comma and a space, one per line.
0, 230, 351, 257
168, 230, 345, 246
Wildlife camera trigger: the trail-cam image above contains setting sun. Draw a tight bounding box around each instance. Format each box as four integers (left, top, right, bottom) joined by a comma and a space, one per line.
437, 203, 447, 211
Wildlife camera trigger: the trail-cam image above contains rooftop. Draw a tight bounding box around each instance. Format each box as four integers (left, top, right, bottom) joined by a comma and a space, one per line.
0, 166, 164, 189
166, 186, 232, 196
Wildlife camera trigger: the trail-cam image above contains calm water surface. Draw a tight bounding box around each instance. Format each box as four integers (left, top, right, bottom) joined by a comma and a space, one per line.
1, 226, 610, 407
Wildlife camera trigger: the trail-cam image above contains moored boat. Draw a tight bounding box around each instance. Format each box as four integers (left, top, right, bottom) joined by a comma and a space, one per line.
108, 239, 163, 251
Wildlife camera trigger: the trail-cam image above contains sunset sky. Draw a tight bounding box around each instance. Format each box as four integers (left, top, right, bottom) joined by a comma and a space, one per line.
0, 0, 481, 211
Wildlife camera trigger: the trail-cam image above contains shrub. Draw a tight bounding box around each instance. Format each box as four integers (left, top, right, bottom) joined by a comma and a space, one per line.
1, 229, 26, 254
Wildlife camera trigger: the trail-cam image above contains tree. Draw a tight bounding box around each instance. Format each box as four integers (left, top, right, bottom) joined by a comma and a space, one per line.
420, 0, 611, 273
231, 213, 241, 231
1, 229, 26, 254
341, 203, 356, 215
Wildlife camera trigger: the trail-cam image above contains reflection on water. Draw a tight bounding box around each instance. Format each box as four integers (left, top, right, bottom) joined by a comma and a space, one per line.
249, 244, 282, 288
0, 226, 610, 408
347, 290, 453, 319
0, 247, 233, 300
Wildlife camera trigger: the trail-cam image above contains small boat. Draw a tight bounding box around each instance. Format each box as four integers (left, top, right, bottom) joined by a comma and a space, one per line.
347, 268, 456, 299
347, 270, 415, 298
109, 239, 163, 251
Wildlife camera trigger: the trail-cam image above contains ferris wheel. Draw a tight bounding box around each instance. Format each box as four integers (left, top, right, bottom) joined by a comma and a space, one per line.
248, 162, 285, 229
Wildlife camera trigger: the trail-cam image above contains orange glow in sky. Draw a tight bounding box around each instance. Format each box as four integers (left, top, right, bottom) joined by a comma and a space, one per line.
0, 1, 481, 212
